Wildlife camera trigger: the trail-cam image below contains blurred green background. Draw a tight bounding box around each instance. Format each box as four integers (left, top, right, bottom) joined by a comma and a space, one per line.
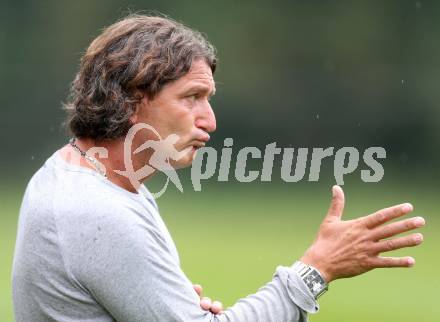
1, 0, 439, 321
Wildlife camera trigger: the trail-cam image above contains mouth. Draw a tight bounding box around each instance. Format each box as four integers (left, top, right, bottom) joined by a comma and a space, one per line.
191, 143, 204, 152
192, 134, 210, 147
197, 133, 210, 143
194, 141, 206, 147
188, 139, 208, 154
184, 133, 210, 153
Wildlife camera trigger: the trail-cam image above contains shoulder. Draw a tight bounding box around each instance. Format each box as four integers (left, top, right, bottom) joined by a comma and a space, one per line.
54, 176, 161, 240
23, 150, 168, 251
54, 177, 170, 283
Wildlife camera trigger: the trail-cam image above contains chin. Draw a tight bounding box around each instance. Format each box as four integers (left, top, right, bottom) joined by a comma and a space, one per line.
171, 148, 197, 169
173, 162, 192, 170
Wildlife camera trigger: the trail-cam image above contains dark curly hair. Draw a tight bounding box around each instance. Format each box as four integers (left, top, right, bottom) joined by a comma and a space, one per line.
64, 14, 217, 139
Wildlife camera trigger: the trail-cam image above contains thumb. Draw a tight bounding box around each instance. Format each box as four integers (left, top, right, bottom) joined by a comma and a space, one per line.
326, 185, 345, 221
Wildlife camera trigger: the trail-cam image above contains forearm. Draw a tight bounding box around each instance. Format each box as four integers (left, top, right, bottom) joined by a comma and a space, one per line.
84, 259, 318, 322
196, 265, 318, 322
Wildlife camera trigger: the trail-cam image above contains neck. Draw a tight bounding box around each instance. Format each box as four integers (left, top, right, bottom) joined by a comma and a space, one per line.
65, 137, 156, 193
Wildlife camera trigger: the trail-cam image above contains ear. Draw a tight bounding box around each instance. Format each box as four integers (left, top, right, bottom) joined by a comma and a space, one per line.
129, 93, 149, 124
129, 108, 139, 124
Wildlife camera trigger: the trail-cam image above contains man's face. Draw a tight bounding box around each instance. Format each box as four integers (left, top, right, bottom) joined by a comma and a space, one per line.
132, 59, 217, 169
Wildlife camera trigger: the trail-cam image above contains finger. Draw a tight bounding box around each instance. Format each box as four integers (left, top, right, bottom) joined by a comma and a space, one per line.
369, 256, 415, 268
373, 233, 423, 253
325, 185, 345, 221
370, 216, 425, 240
363, 203, 413, 229
193, 284, 203, 297
210, 301, 223, 314
200, 297, 212, 311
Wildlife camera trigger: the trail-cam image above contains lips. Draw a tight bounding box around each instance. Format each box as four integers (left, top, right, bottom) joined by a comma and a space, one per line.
197, 133, 210, 143
191, 142, 206, 150
189, 141, 206, 153
185, 133, 210, 152
195, 139, 207, 145
192, 133, 210, 146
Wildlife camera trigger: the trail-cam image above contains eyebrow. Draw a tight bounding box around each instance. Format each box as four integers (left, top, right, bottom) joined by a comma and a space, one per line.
184, 85, 216, 97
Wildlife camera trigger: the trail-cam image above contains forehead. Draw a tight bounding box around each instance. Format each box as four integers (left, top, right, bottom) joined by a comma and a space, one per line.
172, 60, 216, 92
185, 59, 214, 79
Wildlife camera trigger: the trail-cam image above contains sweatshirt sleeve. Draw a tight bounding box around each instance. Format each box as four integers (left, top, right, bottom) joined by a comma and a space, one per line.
60, 204, 319, 322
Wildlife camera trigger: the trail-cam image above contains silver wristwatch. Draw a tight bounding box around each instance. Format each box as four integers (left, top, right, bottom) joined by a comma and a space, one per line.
292, 261, 328, 299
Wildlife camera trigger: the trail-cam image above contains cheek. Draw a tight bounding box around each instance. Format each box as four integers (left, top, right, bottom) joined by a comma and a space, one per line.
174, 111, 195, 132
153, 99, 196, 137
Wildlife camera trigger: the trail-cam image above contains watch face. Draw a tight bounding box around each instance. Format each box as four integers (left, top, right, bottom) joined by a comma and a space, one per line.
304, 271, 326, 296
293, 262, 328, 299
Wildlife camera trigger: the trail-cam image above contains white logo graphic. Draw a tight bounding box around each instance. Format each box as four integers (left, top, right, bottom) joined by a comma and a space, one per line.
114, 123, 191, 198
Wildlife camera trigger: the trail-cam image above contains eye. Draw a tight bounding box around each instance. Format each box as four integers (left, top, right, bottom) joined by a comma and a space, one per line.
185, 93, 198, 101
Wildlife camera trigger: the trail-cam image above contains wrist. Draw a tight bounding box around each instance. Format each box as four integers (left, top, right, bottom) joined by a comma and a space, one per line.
300, 253, 333, 284
292, 261, 329, 299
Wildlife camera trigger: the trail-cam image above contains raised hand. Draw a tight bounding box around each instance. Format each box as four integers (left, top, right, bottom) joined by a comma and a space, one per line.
300, 185, 425, 283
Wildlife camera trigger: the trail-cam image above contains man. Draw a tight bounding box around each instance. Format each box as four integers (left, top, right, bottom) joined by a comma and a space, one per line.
12, 14, 425, 322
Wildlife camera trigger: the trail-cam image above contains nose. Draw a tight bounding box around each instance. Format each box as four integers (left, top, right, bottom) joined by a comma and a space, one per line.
195, 101, 216, 133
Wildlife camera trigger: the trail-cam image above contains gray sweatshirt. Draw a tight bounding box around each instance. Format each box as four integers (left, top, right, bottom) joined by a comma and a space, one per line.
12, 151, 319, 322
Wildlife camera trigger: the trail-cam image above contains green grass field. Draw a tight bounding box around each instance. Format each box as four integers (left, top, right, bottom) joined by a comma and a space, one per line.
1, 180, 438, 321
